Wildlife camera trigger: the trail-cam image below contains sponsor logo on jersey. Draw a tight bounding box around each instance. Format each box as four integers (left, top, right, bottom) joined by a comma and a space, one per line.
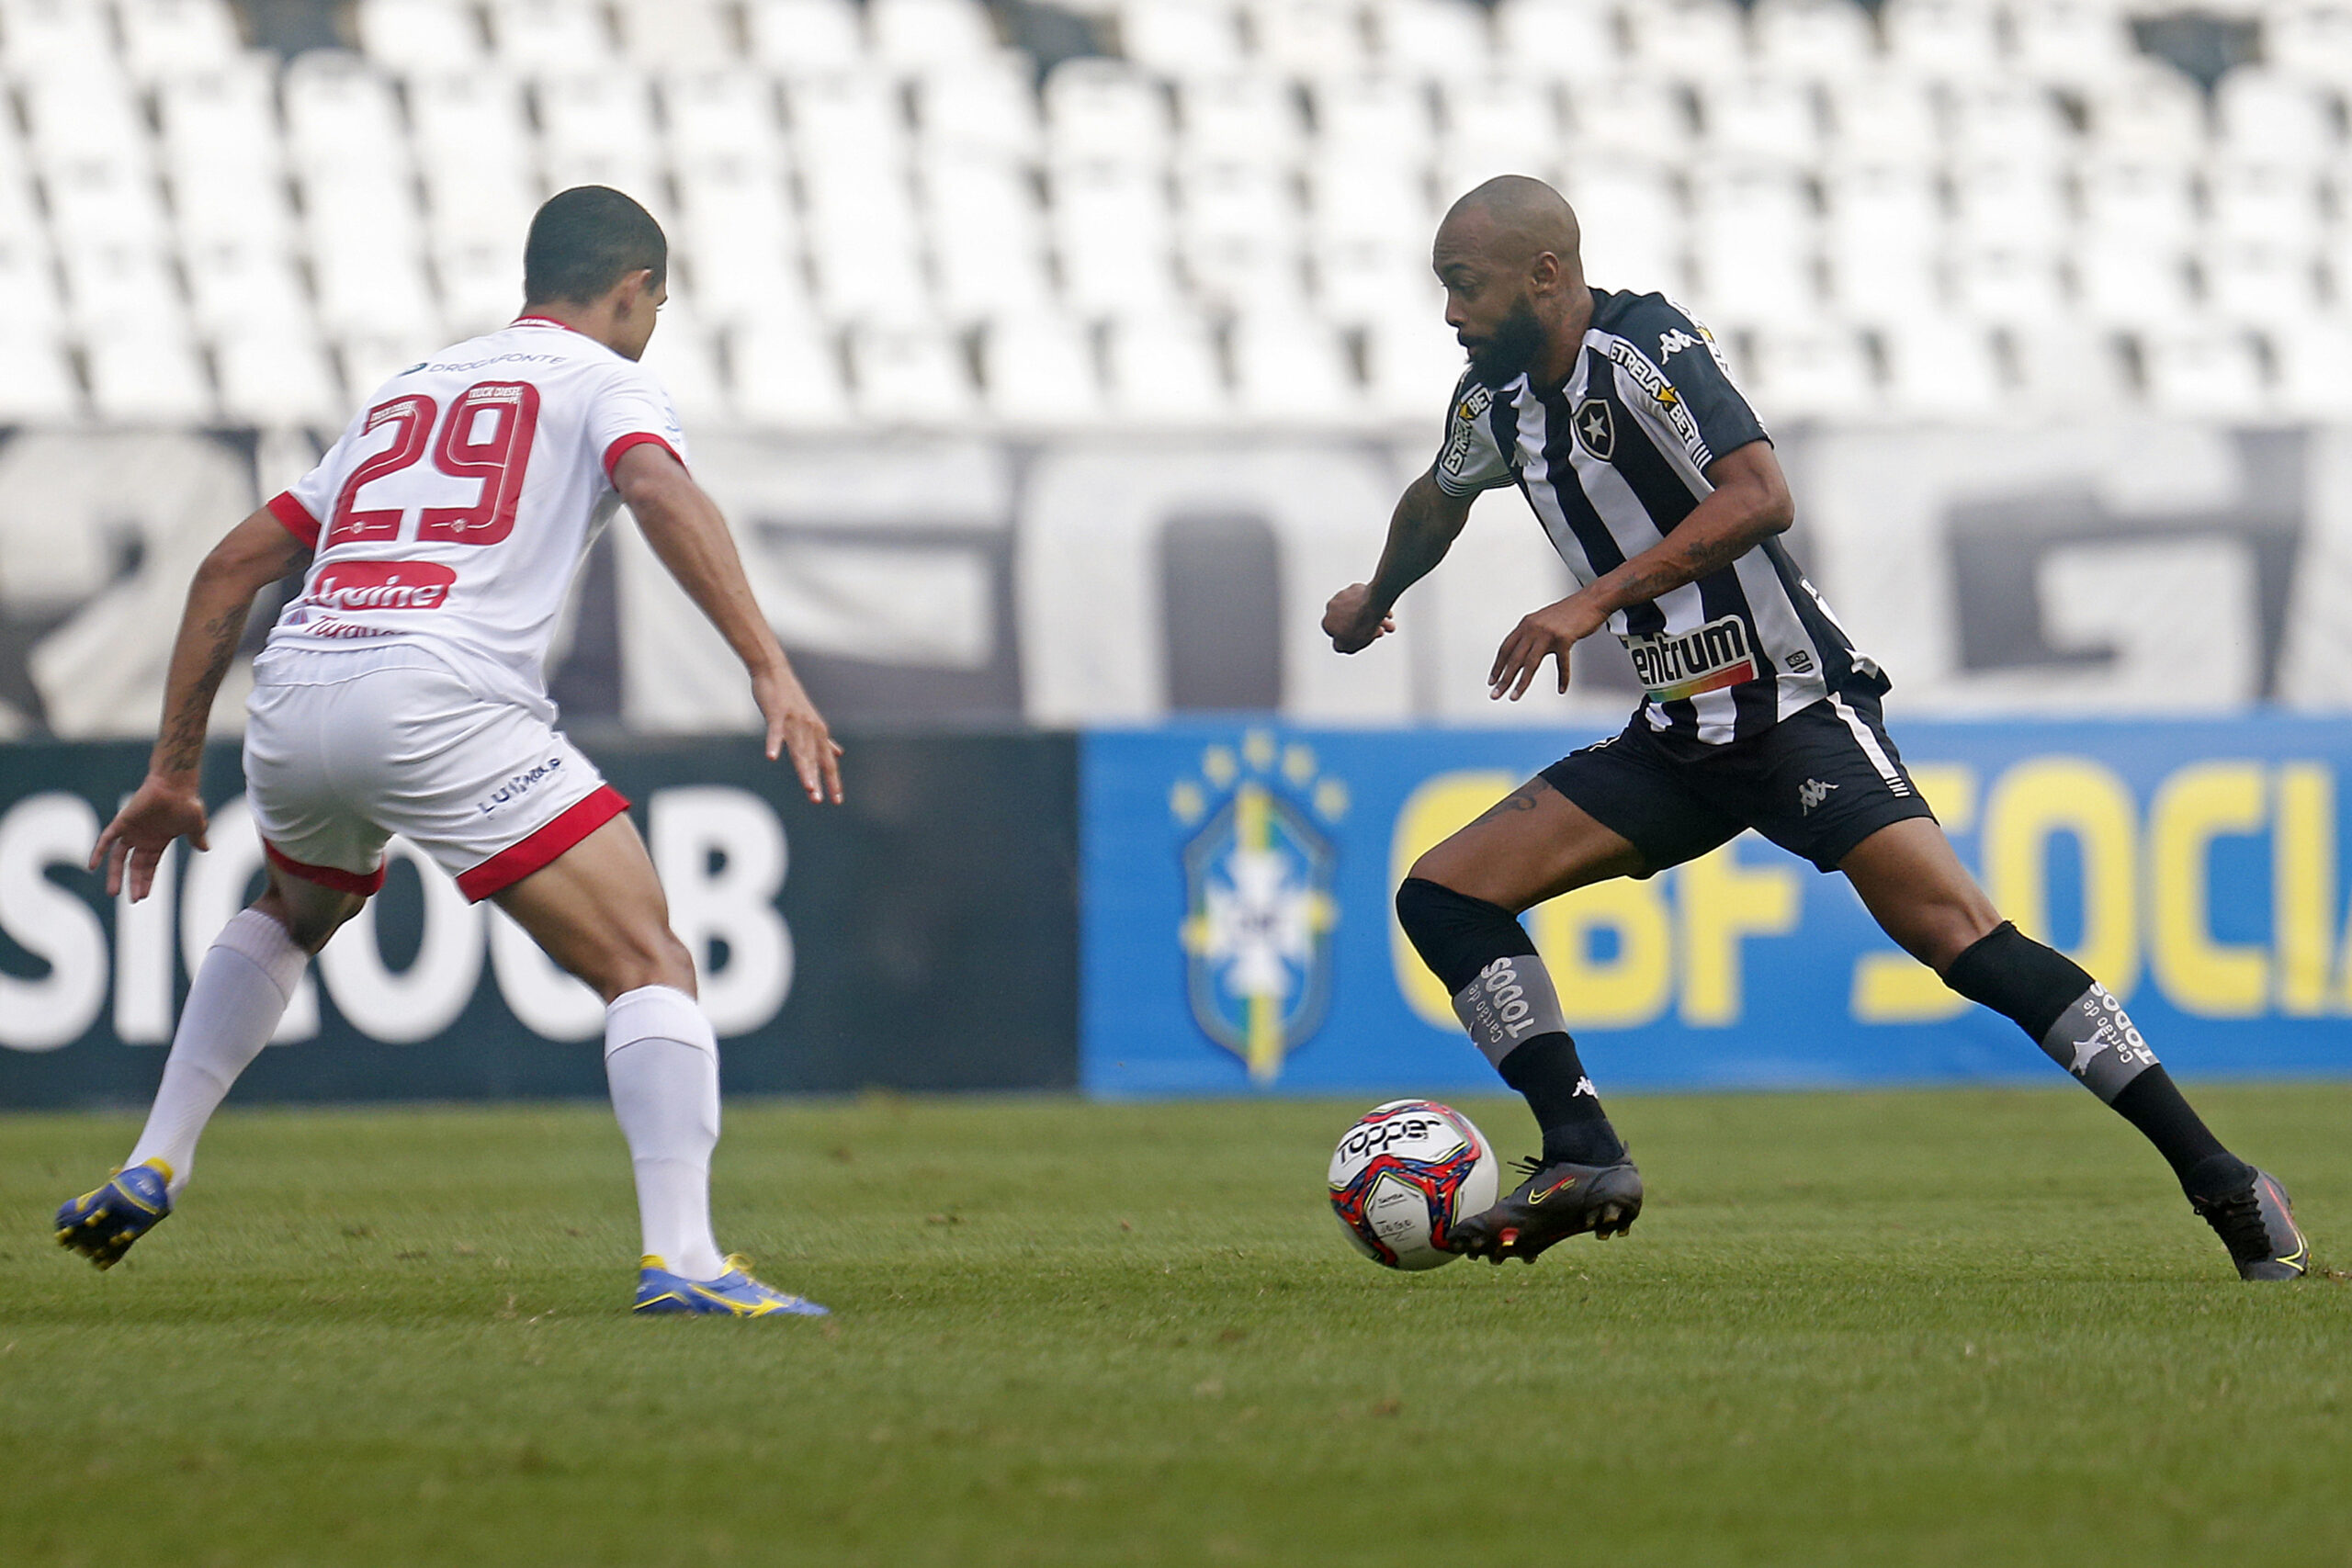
304, 560, 458, 613
1455, 383, 1492, 423
478, 755, 565, 816
1625, 613, 1760, 703
1603, 341, 1702, 448
1441, 385, 1497, 478
1571, 396, 1615, 459
1658, 328, 1702, 360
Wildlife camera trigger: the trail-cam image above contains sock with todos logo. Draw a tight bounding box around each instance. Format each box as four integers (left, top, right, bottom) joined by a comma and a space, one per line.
1395, 877, 1626, 1168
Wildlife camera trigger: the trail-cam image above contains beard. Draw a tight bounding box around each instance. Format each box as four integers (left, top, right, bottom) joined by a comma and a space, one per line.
1464, 293, 1545, 388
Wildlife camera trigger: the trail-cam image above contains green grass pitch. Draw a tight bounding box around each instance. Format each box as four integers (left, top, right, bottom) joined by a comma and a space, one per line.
4, 1085, 2348, 1567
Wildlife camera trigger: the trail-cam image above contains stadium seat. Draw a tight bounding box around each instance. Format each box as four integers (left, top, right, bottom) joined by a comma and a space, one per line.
2266, 2, 2352, 87
1560, 159, 1685, 294
1876, 315, 2002, 417
803, 174, 929, 325
2271, 316, 2352, 421
1440, 74, 1562, 175
1176, 156, 1302, 308
432, 233, 526, 336
1620, 0, 1747, 76
1688, 162, 1815, 322
1044, 60, 1172, 164
1312, 234, 1434, 326
1360, 305, 1465, 422
0, 0, 118, 78
1946, 80, 2075, 162
339, 329, 440, 400
1492, 0, 1620, 70
788, 73, 911, 171
311, 245, 439, 342
183, 237, 311, 336
1245, 0, 1372, 74
1817, 77, 1939, 164
409, 72, 537, 175
19, 70, 148, 166
0, 329, 82, 421
730, 320, 853, 426
59, 243, 184, 334
84, 328, 215, 424
2078, 157, 2198, 248
214, 327, 345, 426
2138, 322, 2267, 418
485, 0, 616, 72
743, 0, 867, 72
913, 61, 1042, 160
869, 0, 1001, 68
1695, 73, 1824, 166
923, 152, 1054, 320
117, 0, 243, 83
1748, 0, 1874, 75
1103, 310, 1228, 423
2008, 0, 2139, 86
1052, 158, 1181, 313
421, 159, 541, 251
1306, 152, 1432, 250
848, 321, 978, 423
1175, 73, 1306, 162
43, 157, 169, 252
169, 153, 298, 251
2075, 235, 2196, 328
1309, 74, 1437, 162
1741, 322, 1877, 423
2215, 69, 2340, 166
1879, 0, 2005, 80
2206, 158, 2327, 248
1118, 0, 1247, 75
0, 231, 63, 328
282, 53, 411, 180
1370, 0, 1493, 78
1949, 243, 2065, 323
1821, 164, 1942, 322
662, 71, 787, 170
684, 237, 816, 332
2201, 239, 2324, 321
2006, 318, 2133, 412
2083, 64, 2210, 159
639, 313, 734, 424
538, 71, 659, 171
979, 311, 1103, 425
611, 0, 736, 71
355, 0, 488, 71
1950, 159, 2067, 252
1230, 312, 1359, 423
1563, 76, 1696, 160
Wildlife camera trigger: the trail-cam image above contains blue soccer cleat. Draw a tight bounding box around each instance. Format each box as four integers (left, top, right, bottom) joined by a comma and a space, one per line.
633, 1254, 830, 1317
55, 1159, 174, 1270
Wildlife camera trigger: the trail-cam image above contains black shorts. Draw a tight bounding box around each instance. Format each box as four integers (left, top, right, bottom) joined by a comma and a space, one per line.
1539, 682, 1937, 874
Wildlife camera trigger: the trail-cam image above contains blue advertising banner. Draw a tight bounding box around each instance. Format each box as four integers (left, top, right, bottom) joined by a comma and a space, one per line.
1081, 718, 2352, 1097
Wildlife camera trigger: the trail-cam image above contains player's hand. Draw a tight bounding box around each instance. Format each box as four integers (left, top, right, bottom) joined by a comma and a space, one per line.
89, 773, 209, 901
1323, 583, 1396, 654
753, 665, 844, 805
1489, 594, 1607, 702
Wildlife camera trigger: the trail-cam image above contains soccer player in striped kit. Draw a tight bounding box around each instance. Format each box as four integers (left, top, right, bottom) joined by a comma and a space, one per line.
1325, 176, 2308, 1280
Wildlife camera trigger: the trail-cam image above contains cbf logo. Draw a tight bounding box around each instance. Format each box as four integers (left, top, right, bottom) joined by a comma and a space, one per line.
1170, 731, 1348, 1083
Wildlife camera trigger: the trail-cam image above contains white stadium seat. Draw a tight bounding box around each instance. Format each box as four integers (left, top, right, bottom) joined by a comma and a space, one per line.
338, 330, 440, 401
979, 311, 1102, 426
85, 327, 215, 423
611, 0, 736, 71
0, 328, 83, 421
214, 327, 345, 426
1945, 80, 2075, 162
639, 312, 734, 424
1696, 73, 1823, 166
1306, 153, 1431, 250
2078, 157, 2199, 248
730, 320, 853, 426
1119, 0, 1246, 73
1229, 312, 1359, 423
44, 158, 169, 252
118, 0, 243, 84
2215, 69, 2341, 166
356, 0, 488, 71
1741, 323, 1878, 423
2011, 320, 2138, 421
1561, 159, 1685, 293
1950, 159, 2068, 251
788, 73, 911, 172
1879, 0, 2005, 81
743, 0, 866, 73
1176, 156, 1301, 308
20, 70, 148, 166
1749, 0, 1874, 75
2009, 0, 2139, 87
282, 53, 411, 180
408, 73, 536, 173
537, 72, 659, 169
662, 72, 787, 170
1877, 316, 2002, 417
0, 0, 118, 77
485, 0, 616, 72
60, 244, 183, 334
421, 160, 541, 251
847, 321, 976, 424
1440, 74, 1562, 173
2083, 65, 2210, 159
1492, 0, 1620, 73
2074, 235, 2196, 328
924, 153, 1054, 321
1313, 235, 1432, 326
913, 62, 1042, 159
2267, 3, 2352, 86
1563, 76, 1695, 160
2206, 159, 2327, 248
1176, 73, 1306, 163
1103, 310, 1228, 423
311, 246, 439, 342
1689, 163, 1817, 323
1246, 0, 1372, 75
2201, 240, 2324, 321
1821, 164, 1942, 322
157, 63, 283, 165
1052, 158, 1180, 314
2138, 323, 2268, 419
1620, 0, 1747, 76
2272, 318, 2352, 421
1950, 243, 2066, 324
1371, 0, 1493, 79
431, 234, 525, 337
1817, 77, 1939, 164
1360, 307, 1465, 422
685, 237, 817, 331
1310, 75, 1436, 161
869, 0, 1001, 69
183, 238, 311, 336
0, 231, 62, 326
1044, 60, 1171, 165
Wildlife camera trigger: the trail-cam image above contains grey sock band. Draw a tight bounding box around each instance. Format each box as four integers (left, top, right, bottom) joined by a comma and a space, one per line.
2039, 983, 2161, 1103
1452, 954, 1569, 1068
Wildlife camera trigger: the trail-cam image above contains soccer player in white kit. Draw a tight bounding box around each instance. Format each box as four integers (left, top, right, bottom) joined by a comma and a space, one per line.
55, 187, 842, 1316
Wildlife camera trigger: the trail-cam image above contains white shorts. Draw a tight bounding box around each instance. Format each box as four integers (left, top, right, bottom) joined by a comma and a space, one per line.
243, 646, 627, 903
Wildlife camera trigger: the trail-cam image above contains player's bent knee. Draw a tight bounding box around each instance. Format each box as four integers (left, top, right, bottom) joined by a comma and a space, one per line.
1396, 877, 1531, 994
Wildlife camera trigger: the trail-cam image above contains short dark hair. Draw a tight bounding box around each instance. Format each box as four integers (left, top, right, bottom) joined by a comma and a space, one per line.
523, 186, 667, 305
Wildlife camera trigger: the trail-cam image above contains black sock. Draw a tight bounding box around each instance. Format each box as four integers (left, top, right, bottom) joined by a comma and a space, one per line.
1945, 922, 2238, 1190
1395, 877, 1625, 1167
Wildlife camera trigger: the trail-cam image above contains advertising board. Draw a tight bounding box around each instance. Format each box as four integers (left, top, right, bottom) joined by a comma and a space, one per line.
1081, 717, 2352, 1096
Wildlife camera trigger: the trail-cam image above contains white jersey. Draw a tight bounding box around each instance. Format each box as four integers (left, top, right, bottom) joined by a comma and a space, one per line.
262, 316, 686, 705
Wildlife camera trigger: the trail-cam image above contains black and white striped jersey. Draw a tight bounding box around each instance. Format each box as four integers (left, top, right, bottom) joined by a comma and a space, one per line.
1433, 288, 1879, 749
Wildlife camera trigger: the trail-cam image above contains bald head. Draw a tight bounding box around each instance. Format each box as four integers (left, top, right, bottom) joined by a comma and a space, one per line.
1433, 175, 1591, 389
1437, 175, 1583, 275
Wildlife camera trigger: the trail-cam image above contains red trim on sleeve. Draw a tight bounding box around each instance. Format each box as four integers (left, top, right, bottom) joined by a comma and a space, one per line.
604, 432, 684, 481
265, 840, 386, 897
456, 785, 631, 903
266, 491, 322, 547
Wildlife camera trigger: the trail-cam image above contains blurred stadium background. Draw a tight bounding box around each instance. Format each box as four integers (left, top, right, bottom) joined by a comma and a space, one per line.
3, 0, 2350, 1103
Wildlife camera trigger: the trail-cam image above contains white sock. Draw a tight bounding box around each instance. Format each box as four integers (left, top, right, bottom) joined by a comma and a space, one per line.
127, 908, 307, 1197
604, 984, 727, 1281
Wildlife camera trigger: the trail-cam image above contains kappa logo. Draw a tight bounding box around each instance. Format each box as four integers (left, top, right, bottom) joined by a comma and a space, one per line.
1572, 397, 1615, 459
1658, 328, 1702, 361
1798, 778, 1838, 814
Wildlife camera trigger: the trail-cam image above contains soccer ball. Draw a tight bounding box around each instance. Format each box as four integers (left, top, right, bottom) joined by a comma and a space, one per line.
1328, 1100, 1499, 1270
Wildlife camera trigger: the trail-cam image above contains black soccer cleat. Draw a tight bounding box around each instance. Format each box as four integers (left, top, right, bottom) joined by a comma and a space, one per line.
1446, 1155, 1643, 1265
2191, 1167, 2310, 1281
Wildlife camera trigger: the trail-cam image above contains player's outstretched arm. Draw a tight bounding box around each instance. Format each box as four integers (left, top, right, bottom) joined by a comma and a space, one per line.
91, 508, 307, 899
1323, 471, 1477, 654
613, 443, 842, 805
1487, 439, 1793, 700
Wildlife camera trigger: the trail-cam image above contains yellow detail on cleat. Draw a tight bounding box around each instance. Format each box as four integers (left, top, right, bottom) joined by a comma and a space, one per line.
640, 1255, 666, 1270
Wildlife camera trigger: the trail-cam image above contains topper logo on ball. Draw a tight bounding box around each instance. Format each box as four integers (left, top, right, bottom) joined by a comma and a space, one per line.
1169, 729, 1350, 1084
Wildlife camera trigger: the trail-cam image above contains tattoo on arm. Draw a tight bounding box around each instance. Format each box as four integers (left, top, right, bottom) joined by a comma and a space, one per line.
157, 602, 248, 773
